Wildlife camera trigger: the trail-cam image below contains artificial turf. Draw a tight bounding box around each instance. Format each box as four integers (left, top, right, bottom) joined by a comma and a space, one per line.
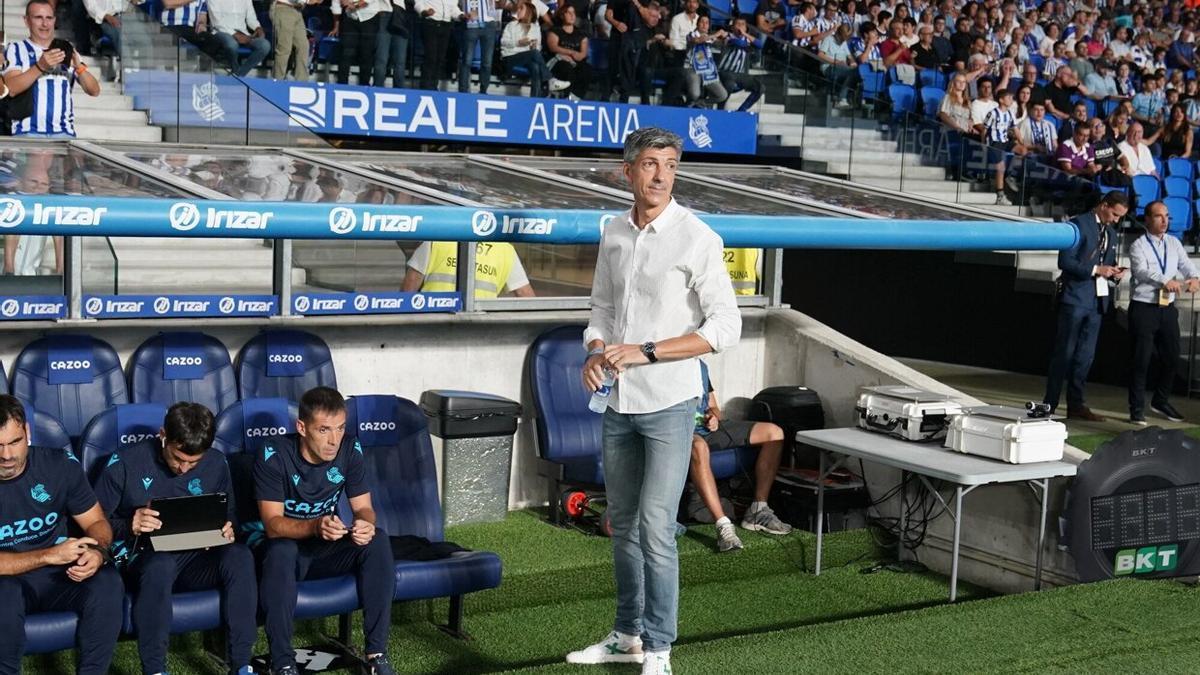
21, 510, 1200, 674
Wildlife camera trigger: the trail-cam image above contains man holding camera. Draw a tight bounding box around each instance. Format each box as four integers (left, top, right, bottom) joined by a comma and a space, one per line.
2, 0, 100, 137
93, 403, 257, 675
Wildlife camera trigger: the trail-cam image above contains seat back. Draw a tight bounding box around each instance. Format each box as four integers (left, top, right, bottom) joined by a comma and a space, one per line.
917, 69, 946, 90
343, 395, 444, 541
1165, 175, 1192, 199
1133, 174, 1162, 203
236, 330, 336, 402
920, 87, 945, 117
859, 63, 885, 99
212, 398, 298, 456
1164, 196, 1192, 238
1168, 157, 1195, 181
11, 335, 128, 440
129, 332, 238, 413
529, 325, 601, 463
23, 402, 72, 454
888, 83, 915, 118
77, 403, 168, 483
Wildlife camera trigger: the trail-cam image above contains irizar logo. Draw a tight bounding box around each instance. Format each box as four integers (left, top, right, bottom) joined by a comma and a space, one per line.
0, 511, 58, 543
165, 356, 203, 366
192, 82, 225, 122
168, 202, 273, 232
20, 203, 106, 227
247, 427, 288, 437
219, 297, 236, 314
153, 297, 171, 314
84, 297, 103, 315
30, 484, 51, 503
0, 299, 18, 317
410, 293, 426, 310
502, 216, 555, 235
294, 296, 311, 313
120, 432, 156, 444
1114, 544, 1179, 575
0, 198, 26, 228
50, 359, 90, 371
353, 294, 370, 311
360, 421, 396, 431
472, 210, 498, 237
327, 207, 422, 235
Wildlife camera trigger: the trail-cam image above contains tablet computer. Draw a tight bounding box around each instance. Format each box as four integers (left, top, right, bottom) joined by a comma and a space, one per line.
147, 493, 231, 552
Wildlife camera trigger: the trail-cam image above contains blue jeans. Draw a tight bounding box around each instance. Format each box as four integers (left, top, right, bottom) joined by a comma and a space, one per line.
374, 12, 409, 87
212, 32, 271, 77
458, 22, 499, 94
602, 397, 697, 652
502, 50, 549, 96
99, 20, 121, 57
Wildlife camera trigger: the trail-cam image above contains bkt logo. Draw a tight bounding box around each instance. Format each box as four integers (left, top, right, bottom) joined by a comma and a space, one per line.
168, 202, 273, 232
0, 198, 25, 228
246, 426, 288, 437
472, 210, 498, 237
165, 356, 203, 366
84, 297, 103, 315
50, 360, 90, 371
119, 433, 156, 444
360, 422, 396, 431
268, 354, 303, 364
153, 297, 171, 314
0, 299, 18, 317
0, 511, 58, 543
1115, 544, 1179, 575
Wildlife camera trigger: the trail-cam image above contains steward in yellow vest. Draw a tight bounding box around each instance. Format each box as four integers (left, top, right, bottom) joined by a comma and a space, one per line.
402, 241, 535, 298
723, 248, 759, 296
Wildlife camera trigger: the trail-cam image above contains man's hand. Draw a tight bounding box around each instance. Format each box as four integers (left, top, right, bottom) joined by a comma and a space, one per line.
220, 521, 235, 542
41, 537, 96, 566
704, 411, 719, 432
465, 9, 477, 19
603, 343, 650, 372
233, 30, 251, 45
1187, 278, 1200, 293
253, 27, 264, 38
67, 547, 103, 582
350, 519, 375, 545
105, 13, 121, 27
316, 514, 348, 541
613, 20, 627, 33
131, 507, 162, 535
581, 352, 612, 392
1166, 279, 1184, 294
422, 7, 435, 16
38, 48, 66, 71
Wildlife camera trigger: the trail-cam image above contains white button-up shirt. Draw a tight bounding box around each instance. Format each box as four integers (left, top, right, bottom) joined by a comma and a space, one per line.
83, 0, 127, 23
669, 11, 699, 51
331, 0, 391, 23
414, 0, 463, 22
207, 0, 259, 34
585, 198, 741, 414
1129, 231, 1200, 304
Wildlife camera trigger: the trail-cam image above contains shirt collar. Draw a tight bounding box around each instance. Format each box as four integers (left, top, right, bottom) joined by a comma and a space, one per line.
629, 198, 680, 234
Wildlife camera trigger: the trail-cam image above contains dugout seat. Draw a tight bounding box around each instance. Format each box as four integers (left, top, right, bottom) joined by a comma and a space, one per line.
235, 329, 336, 402
24, 402, 73, 455
129, 332, 238, 413
11, 335, 128, 442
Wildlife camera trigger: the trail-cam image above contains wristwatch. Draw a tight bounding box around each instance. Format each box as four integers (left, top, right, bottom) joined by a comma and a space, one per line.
641, 341, 658, 363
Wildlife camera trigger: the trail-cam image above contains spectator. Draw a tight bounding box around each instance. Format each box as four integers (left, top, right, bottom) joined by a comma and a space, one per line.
817, 24, 856, 99
689, 362, 790, 553
716, 16, 764, 112
938, 72, 973, 134
1058, 100, 1088, 139
1107, 106, 1131, 143
1042, 191, 1128, 420
458, 0, 500, 94
1089, 116, 1131, 191
1084, 59, 1119, 101
317, 174, 357, 202
1044, 65, 1085, 121
1131, 73, 1166, 133
373, 0, 410, 87
4, 152, 62, 276
1114, 61, 1135, 98
684, 15, 727, 108
899, 16, 918, 48
270, 0, 319, 80
950, 15, 973, 67
1109, 25, 1132, 61
969, 77, 998, 139
3, 0, 100, 137
670, 0, 701, 64
207, 0, 271, 77
332, 0, 388, 86
983, 87, 1025, 205
500, 0, 551, 95
635, 6, 678, 105
1130, 31, 1154, 73
910, 23, 940, 71
403, 241, 535, 296
1013, 82, 1032, 125
1158, 103, 1193, 160
1056, 122, 1099, 178
1127, 200, 1199, 425
754, 0, 787, 41
82, 0, 124, 57
1118, 121, 1159, 177
931, 14, 953, 62
159, 0, 211, 56
1169, 28, 1197, 71
1019, 100, 1058, 158
1069, 39, 1094, 81
547, 4, 592, 100
415, 0, 462, 89
789, 2, 824, 51
880, 18, 913, 69
849, 20, 882, 69
1043, 39, 1068, 79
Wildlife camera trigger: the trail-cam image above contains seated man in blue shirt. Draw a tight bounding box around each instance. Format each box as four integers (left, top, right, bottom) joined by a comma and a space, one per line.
690, 362, 791, 552
94, 402, 256, 675
254, 387, 396, 675
0, 394, 122, 675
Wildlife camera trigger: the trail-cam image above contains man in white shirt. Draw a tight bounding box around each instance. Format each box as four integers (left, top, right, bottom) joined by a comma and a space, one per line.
969, 78, 999, 140
82, 0, 126, 57
332, 0, 388, 85
568, 127, 741, 675
206, 0, 271, 76
1127, 201, 1200, 424
415, 0, 465, 89
3, 0, 101, 137
1118, 121, 1158, 177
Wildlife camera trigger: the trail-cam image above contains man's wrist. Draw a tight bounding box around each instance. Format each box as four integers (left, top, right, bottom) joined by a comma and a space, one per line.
587, 346, 605, 357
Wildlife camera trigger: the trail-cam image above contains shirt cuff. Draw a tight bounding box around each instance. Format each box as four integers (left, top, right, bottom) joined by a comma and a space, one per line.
582, 326, 607, 349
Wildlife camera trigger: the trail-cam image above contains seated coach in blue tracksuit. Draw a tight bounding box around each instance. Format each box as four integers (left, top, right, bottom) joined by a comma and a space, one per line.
94, 402, 256, 675
0, 394, 122, 675
254, 387, 396, 675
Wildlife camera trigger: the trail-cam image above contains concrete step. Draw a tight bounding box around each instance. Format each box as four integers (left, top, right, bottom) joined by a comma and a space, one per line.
74, 121, 162, 142
305, 267, 405, 291
840, 162, 946, 180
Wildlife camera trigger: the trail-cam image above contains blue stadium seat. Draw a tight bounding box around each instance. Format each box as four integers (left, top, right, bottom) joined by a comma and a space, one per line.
23, 402, 72, 454
859, 64, 885, 100
344, 395, 502, 617
917, 69, 947, 90
1165, 175, 1192, 199
212, 398, 298, 456
1028, 53, 1045, 73
1164, 196, 1192, 239
236, 329, 336, 402
75, 402, 224, 639
1153, 157, 1165, 179
78, 402, 168, 482
920, 87, 945, 117
1133, 175, 1162, 215
23, 613, 78, 655
1100, 98, 1121, 117
888, 83, 916, 123
11, 335, 128, 442
129, 332, 238, 413
1168, 157, 1195, 181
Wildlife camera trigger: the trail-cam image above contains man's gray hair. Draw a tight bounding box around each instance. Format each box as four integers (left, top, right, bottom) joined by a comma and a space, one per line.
623, 127, 683, 164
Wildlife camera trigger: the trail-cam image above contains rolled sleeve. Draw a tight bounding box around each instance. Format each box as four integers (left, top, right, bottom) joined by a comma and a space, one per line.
691, 231, 741, 353
244, 0, 260, 30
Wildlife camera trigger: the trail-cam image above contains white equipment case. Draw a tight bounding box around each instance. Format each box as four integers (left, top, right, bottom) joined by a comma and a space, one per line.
855, 385, 964, 442
945, 405, 1067, 464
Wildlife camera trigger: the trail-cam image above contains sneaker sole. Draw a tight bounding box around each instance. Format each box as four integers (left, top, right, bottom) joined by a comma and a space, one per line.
566, 652, 645, 664
1151, 406, 1184, 422
741, 521, 793, 535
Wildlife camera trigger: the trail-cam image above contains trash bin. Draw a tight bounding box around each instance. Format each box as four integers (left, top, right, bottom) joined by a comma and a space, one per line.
419, 390, 522, 527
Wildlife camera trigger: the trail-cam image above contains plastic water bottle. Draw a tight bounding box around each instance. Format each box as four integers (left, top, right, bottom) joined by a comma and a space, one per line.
588, 368, 616, 413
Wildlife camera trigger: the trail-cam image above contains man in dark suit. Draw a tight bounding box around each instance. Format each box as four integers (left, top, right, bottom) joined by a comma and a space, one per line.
1043, 191, 1129, 420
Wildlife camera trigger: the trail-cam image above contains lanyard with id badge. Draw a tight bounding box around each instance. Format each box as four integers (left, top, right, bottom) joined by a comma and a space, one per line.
1095, 226, 1111, 298
1148, 235, 1175, 306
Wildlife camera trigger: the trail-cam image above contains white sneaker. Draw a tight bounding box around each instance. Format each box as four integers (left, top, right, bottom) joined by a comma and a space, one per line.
641, 650, 672, 675
565, 630, 645, 664
549, 78, 571, 92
